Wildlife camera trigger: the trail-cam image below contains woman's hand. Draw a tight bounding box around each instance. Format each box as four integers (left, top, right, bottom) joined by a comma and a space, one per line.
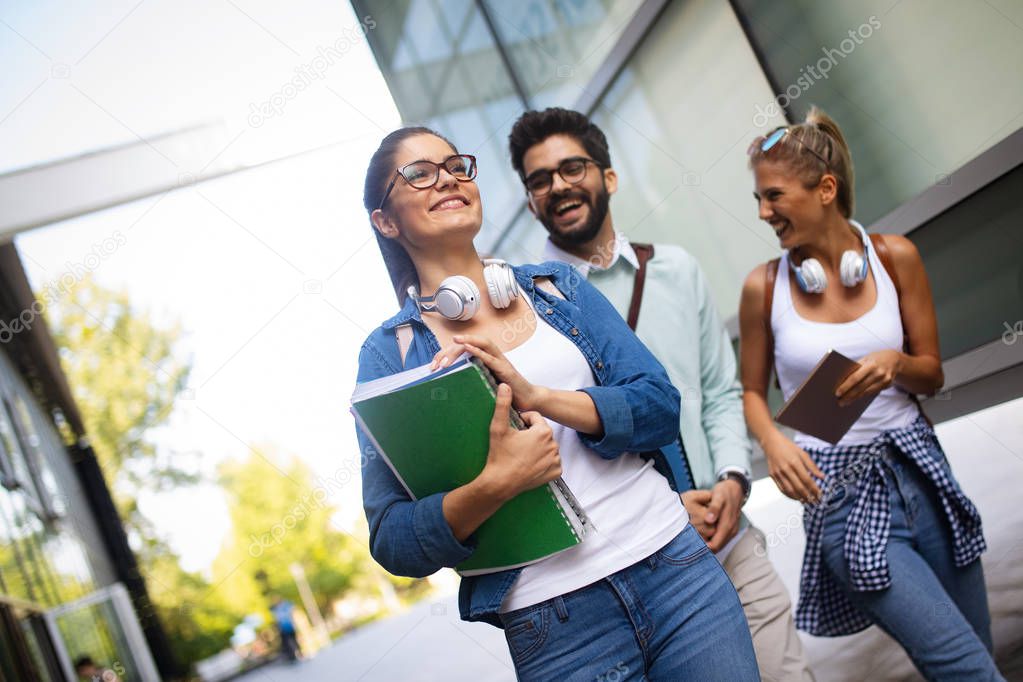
430, 334, 549, 412
681, 489, 715, 542
835, 349, 903, 406
476, 384, 562, 503
681, 482, 744, 552
443, 384, 561, 541
763, 431, 824, 503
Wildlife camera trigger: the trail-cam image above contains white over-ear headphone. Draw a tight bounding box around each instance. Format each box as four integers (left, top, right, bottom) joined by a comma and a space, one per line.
789, 220, 870, 294
407, 258, 519, 321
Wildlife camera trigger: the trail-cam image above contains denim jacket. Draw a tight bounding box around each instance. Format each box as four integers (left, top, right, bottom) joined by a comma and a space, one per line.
354, 261, 683, 628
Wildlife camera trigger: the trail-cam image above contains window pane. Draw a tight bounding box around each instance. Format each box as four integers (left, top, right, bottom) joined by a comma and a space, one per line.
587, 0, 786, 319
731, 0, 1023, 225
910, 165, 1023, 357
0, 396, 33, 494
481, 0, 644, 108
356, 0, 529, 244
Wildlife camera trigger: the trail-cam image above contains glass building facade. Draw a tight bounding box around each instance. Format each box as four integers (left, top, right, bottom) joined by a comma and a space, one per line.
0, 249, 162, 681
353, 0, 1023, 424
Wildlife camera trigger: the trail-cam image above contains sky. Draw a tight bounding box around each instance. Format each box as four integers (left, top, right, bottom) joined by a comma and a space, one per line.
3, 0, 403, 573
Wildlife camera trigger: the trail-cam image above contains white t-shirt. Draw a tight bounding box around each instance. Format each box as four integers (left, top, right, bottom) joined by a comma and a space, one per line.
772, 234, 919, 448
498, 289, 688, 613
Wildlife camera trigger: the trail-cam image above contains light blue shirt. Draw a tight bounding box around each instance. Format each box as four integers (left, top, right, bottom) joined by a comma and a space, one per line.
543, 234, 753, 489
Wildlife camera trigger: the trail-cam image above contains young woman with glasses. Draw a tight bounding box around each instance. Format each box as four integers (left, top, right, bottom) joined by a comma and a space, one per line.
738, 107, 1002, 680
355, 127, 759, 680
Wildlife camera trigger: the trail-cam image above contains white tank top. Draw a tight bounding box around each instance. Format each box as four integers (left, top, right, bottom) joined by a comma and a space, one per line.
498, 287, 688, 612
772, 236, 919, 448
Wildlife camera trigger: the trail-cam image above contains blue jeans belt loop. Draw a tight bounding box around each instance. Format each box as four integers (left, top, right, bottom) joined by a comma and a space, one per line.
553, 595, 568, 622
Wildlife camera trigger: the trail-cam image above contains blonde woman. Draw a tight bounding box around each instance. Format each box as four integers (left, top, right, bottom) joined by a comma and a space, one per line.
739, 107, 1002, 680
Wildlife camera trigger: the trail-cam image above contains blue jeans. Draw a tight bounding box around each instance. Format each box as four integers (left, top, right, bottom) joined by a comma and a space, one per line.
497, 525, 760, 681
820, 446, 1002, 681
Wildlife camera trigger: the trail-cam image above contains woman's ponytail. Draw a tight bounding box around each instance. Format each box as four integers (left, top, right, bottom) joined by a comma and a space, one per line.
748, 106, 855, 218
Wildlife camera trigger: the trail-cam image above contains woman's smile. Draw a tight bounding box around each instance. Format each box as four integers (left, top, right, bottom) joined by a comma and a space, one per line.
430, 193, 470, 211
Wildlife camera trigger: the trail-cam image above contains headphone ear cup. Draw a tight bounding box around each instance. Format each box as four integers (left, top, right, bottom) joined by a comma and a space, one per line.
797, 258, 828, 294
482, 259, 519, 309
434, 276, 480, 321
840, 250, 867, 287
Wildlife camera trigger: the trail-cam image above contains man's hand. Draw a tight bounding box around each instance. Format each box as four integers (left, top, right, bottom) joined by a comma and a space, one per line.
680, 489, 714, 542
704, 478, 744, 552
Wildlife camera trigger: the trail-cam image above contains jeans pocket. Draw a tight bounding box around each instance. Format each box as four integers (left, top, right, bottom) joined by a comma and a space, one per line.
655, 527, 711, 566
500, 603, 550, 666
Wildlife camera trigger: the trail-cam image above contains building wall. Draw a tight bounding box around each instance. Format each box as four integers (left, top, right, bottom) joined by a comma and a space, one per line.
355, 0, 1023, 412
0, 346, 125, 679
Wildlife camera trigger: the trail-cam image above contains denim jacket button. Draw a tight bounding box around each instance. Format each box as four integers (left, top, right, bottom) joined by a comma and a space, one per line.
570, 327, 579, 335
596, 361, 604, 369
545, 308, 554, 315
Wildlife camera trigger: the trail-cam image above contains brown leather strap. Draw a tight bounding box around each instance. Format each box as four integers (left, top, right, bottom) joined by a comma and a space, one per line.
764, 258, 779, 330
870, 233, 901, 297
870, 233, 910, 351
764, 258, 780, 389
627, 243, 654, 331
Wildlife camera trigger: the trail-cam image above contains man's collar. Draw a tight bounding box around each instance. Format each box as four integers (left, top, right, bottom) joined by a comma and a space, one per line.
541, 231, 639, 278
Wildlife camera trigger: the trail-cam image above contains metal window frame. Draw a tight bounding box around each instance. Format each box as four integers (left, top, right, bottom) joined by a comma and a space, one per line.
489, 0, 672, 253
0, 376, 59, 524
44, 582, 161, 682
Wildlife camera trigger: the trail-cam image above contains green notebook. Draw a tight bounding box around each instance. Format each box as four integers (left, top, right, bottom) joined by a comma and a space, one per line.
351, 354, 589, 576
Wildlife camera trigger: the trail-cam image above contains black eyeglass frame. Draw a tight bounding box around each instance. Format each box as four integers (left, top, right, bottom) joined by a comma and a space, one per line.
522, 156, 604, 197
377, 154, 478, 211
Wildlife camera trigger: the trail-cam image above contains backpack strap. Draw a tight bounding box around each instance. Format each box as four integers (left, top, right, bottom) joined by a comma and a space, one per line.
764, 258, 780, 389
870, 233, 910, 352
627, 243, 654, 331
870, 233, 901, 296
395, 324, 413, 368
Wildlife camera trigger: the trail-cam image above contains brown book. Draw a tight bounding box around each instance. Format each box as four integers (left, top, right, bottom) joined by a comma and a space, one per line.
774, 350, 878, 444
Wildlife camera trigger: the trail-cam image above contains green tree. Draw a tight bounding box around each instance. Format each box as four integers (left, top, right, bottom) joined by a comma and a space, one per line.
44, 276, 230, 670
45, 277, 195, 533
211, 448, 426, 630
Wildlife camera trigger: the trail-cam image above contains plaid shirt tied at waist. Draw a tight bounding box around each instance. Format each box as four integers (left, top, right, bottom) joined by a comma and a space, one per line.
795, 415, 986, 636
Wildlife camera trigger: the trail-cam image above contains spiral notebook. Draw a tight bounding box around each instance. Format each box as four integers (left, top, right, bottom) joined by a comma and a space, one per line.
351, 354, 589, 576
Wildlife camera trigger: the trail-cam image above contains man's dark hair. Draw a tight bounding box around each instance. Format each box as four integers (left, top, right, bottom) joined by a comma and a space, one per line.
508, 107, 611, 180
74, 655, 95, 671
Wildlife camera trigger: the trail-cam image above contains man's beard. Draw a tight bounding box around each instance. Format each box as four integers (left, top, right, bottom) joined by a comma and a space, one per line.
540, 183, 610, 248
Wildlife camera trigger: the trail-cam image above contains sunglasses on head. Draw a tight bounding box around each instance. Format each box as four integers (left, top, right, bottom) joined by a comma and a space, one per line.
748, 126, 830, 168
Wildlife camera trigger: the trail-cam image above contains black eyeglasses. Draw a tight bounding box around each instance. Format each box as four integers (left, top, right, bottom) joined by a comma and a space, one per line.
377, 154, 478, 210
523, 156, 602, 197
748, 126, 831, 168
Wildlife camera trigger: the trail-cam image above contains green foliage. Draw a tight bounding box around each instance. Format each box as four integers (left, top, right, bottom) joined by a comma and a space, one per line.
43, 277, 230, 670
211, 448, 377, 618
143, 548, 241, 666
43, 276, 428, 675
45, 277, 195, 512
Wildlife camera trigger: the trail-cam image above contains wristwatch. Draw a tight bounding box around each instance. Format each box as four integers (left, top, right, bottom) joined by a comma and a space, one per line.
716, 466, 752, 506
